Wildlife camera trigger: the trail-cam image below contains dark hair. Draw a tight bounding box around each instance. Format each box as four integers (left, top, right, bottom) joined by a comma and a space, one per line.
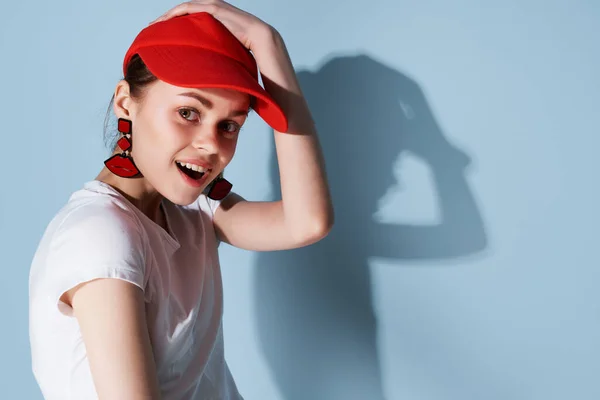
103, 54, 256, 152
103, 54, 157, 151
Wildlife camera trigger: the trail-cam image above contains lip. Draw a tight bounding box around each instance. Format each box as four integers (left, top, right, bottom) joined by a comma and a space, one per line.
176, 158, 213, 171
177, 164, 211, 188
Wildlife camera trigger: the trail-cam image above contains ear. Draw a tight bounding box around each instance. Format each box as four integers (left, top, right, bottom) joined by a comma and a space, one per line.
113, 80, 135, 119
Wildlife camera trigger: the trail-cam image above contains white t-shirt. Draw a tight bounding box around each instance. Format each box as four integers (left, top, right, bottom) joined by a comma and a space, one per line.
29, 180, 243, 400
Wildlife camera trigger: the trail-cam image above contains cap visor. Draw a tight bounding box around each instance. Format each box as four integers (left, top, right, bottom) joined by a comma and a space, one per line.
137, 46, 288, 132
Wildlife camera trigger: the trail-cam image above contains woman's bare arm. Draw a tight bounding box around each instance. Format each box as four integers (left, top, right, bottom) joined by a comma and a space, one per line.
62, 279, 161, 399
151, 2, 334, 251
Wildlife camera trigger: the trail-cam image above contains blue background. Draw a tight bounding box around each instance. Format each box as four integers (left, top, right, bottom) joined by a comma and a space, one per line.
1, 1, 598, 399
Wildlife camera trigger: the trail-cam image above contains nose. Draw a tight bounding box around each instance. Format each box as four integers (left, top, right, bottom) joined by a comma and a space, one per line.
191, 123, 220, 155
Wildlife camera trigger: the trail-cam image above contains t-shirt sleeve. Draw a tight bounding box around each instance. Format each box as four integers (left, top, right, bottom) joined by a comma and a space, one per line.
45, 200, 147, 317
201, 191, 232, 220
197, 191, 233, 248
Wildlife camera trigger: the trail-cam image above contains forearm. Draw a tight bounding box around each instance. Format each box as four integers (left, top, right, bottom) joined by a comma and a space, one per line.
252, 28, 334, 239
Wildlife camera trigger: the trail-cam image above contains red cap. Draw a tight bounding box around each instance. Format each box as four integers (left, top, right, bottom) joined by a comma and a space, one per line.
123, 12, 288, 132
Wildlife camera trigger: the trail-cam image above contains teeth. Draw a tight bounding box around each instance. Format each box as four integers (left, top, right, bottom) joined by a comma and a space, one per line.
177, 161, 209, 173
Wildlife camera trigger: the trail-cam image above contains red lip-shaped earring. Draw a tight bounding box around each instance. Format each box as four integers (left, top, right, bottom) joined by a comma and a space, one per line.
104, 118, 141, 178
207, 173, 232, 200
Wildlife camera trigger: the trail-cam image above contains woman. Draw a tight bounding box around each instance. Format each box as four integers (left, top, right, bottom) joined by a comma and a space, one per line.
28, 1, 333, 399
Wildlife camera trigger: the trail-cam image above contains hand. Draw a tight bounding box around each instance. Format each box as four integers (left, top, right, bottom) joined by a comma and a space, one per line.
149, 0, 273, 52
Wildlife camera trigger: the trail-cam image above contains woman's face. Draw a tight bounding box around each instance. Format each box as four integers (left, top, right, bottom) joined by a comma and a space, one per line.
127, 79, 251, 205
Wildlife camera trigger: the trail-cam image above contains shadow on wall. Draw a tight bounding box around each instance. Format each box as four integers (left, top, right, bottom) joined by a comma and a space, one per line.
253, 54, 488, 400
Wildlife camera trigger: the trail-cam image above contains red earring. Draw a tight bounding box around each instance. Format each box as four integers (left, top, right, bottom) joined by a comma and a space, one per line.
104, 118, 141, 178
207, 173, 232, 200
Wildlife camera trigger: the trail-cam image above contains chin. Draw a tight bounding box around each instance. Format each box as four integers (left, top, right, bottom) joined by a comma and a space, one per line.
166, 184, 209, 206
153, 181, 206, 207
162, 192, 201, 207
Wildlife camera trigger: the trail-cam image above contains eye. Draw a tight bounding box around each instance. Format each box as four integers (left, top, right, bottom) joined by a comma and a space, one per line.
178, 108, 200, 122
220, 121, 242, 139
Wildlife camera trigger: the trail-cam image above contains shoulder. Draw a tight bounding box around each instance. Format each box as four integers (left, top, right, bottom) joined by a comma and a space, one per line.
47, 192, 147, 264
188, 192, 228, 220
31, 188, 150, 316
56, 195, 143, 241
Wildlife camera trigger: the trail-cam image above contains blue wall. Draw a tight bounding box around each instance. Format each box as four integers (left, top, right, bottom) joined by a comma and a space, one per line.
2, 1, 598, 398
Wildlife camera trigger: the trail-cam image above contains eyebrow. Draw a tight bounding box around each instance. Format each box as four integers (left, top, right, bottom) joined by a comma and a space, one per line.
178, 91, 250, 117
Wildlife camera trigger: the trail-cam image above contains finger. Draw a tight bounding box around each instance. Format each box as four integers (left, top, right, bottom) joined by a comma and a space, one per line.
150, 2, 193, 24
149, 2, 220, 24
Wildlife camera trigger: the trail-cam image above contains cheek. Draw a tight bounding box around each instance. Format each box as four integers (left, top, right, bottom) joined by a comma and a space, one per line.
132, 119, 180, 164
219, 138, 238, 162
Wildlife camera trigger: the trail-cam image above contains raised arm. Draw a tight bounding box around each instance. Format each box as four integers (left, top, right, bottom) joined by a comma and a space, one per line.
61, 280, 161, 399
152, 1, 334, 251
214, 28, 333, 251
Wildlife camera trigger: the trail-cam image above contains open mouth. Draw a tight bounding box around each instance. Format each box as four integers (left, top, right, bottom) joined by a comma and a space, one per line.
176, 161, 208, 181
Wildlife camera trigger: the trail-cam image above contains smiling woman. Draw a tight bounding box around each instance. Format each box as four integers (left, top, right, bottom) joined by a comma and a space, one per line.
103, 72, 253, 205
101, 53, 256, 203
28, 3, 333, 400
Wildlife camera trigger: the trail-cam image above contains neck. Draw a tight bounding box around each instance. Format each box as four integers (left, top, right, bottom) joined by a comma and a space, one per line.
95, 167, 164, 225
